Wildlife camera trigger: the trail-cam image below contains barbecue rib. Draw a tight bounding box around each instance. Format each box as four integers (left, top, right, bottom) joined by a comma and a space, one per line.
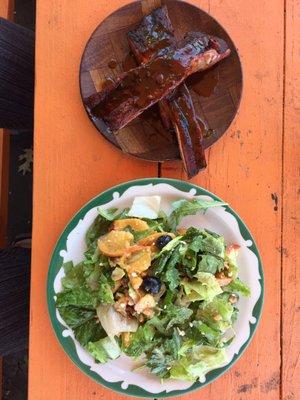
86, 32, 230, 134
128, 6, 208, 177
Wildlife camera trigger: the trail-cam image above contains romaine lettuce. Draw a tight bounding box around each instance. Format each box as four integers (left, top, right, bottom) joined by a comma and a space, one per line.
181, 272, 222, 302
170, 346, 226, 381
86, 336, 121, 363
224, 278, 250, 297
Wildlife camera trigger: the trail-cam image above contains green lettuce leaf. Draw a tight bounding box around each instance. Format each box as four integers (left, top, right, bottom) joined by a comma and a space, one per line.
74, 318, 105, 346
224, 278, 251, 297
148, 305, 193, 333
97, 207, 128, 221
123, 325, 155, 357
152, 237, 183, 275
58, 305, 95, 329
146, 329, 181, 378
98, 274, 114, 304
86, 336, 121, 363
170, 346, 226, 381
85, 214, 112, 247
198, 254, 223, 274
164, 267, 180, 291
182, 228, 225, 258
161, 245, 184, 290
181, 272, 222, 302
61, 262, 85, 290
168, 199, 227, 231
225, 246, 240, 279
56, 287, 98, 309
189, 320, 223, 347
196, 295, 234, 332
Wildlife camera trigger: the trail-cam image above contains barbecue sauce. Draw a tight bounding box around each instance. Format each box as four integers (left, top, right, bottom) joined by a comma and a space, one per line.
92, 58, 185, 131
122, 53, 138, 71
108, 59, 118, 69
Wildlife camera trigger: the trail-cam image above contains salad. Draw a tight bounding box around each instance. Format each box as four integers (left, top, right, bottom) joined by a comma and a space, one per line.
56, 196, 250, 382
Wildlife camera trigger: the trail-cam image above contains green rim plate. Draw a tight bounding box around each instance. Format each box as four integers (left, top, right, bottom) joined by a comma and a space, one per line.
47, 178, 264, 398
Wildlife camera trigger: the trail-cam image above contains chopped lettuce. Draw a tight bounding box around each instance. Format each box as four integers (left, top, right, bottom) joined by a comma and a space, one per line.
61, 262, 85, 290
168, 199, 227, 231
196, 295, 234, 332
58, 305, 95, 329
123, 325, 155, 357
86, 336, 121, 363
198, 254, 223, 274
146, 329, 181, 378
170, 346, 226, 381
85, 214, 111, 247
148, 304, 193, 333
55, 197, 250, 382
98, 207, 128, 221
98, 275, 114, 304
164, 266, 180, 291
190, 320, 223, 347
224, 278, 251, 297
73, 318, 105, 346
56, 287, 98, 309
181, 272, 222, 302
225, 245, 240, 279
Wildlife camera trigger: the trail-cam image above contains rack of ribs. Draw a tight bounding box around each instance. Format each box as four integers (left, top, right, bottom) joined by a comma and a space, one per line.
86, 32, 230, 132
128, 6, 210, 177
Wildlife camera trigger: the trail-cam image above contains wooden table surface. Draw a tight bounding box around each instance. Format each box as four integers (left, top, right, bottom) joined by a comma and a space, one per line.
29, 0, 299, 399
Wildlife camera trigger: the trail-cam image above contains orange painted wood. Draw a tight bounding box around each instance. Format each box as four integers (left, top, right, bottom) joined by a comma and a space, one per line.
282, 1, 300, 399
162, 0, 284, 399
0, 0, 13, 19
29, 1, 157, 399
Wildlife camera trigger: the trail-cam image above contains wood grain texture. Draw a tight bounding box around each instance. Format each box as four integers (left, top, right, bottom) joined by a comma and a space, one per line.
0, 0, 13, 249
0, 131, 9, 247
0, 0, 13, 392
80, 0, 242, 161
30, 1, 157, 399
0, 18, 34, 129
162, 0, 284, 399
282, 1, 300, 399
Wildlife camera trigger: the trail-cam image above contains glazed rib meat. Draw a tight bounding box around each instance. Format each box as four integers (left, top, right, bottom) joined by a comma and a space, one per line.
86, 32, 230, 133
127, 6, 176, 64
128, 6, 208, 177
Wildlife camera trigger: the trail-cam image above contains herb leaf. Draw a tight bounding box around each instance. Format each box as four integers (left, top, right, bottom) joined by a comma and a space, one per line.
168, 199, 227, 231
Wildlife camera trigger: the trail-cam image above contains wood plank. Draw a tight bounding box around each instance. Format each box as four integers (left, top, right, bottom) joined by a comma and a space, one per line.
0, 0, 13, 249
0, 0, 13, 19
282, 1, 300, 399
161, 0, 284, 399
0, 132, 9, 247
29, 1, 157, 399
0, 0, 14, 395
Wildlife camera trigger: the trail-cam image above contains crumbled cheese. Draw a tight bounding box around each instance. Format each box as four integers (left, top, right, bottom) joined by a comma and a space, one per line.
189, 322, 194, 327
119, 303, 126, 309
178, 329, 185, 336
128, 196, 161, 219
